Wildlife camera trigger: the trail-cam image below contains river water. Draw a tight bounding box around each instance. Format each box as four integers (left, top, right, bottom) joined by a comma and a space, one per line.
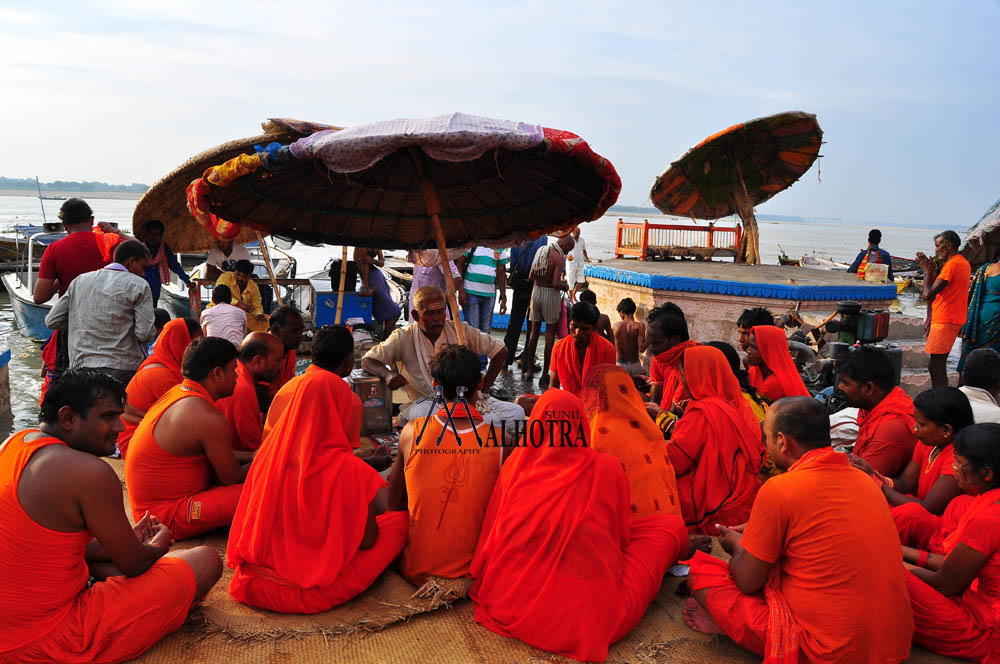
0, 194, 949, 430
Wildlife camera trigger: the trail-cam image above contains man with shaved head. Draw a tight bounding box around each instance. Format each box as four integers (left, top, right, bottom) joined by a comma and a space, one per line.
684, 396, 914, 663
215, 332, 285, 452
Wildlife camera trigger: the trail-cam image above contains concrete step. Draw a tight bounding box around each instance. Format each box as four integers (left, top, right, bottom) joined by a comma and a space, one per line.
899, 368, 959, 398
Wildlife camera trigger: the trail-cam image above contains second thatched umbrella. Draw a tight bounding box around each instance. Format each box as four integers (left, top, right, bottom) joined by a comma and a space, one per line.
650, 111, 823, 264
187, 112, 621, 340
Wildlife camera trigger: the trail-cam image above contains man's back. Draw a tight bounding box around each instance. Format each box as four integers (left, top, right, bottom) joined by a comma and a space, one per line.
201, 302, 247, 347
613, 320, 644, 362
37, 232, 109, 296
739, 451, 913, 663
531, 245, 563, 288
56, 268, 155, 371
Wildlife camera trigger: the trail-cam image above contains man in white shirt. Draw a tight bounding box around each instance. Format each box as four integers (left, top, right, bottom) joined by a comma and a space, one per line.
566, 226, 590, 303
45, 240, 156, 386
959, 348, 1000, 423
363, 285, 524, 426
205, 239, 252, 280
200, 285, 248, 347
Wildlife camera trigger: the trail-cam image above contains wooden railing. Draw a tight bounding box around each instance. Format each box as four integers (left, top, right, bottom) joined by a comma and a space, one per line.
615, 218, 742, 261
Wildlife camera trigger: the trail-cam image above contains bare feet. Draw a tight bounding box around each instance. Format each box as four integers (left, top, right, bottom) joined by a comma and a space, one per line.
687, 535, 713, 558
682, 597, 725, 635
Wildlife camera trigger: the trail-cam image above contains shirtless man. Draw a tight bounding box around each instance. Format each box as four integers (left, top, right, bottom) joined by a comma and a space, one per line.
613, 297, 647, 377
0, 370, 221, 662
125, 337, 250, 539
521, 235, 574, 382
578, 289, 614, 343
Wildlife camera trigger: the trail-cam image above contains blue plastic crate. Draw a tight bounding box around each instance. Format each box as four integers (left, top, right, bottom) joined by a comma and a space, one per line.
315, 292, 373, 326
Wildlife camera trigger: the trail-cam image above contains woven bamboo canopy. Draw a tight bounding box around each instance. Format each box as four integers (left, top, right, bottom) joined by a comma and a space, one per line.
133, 119, 338, 252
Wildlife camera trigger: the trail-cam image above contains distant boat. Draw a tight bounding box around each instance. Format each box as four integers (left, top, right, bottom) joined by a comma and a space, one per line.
800, 254, 850, 270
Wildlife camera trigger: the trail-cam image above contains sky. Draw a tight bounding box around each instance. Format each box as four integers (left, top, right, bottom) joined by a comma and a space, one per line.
2, 1, 998, 228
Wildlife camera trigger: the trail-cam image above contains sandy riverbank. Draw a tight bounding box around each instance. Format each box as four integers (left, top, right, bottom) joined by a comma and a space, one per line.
0, 189, 143, 200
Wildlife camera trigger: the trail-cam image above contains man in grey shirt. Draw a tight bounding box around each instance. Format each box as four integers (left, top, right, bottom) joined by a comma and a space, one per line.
46, 239, 157, 385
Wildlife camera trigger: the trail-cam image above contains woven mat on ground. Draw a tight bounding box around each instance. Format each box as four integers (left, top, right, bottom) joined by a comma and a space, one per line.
105, 459, 959, 664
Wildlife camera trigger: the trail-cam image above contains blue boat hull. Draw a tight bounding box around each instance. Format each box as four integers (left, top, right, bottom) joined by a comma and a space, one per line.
1, 273, 53, 342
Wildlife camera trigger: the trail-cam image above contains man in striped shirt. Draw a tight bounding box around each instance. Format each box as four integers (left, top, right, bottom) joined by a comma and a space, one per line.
462, 247, 509, 347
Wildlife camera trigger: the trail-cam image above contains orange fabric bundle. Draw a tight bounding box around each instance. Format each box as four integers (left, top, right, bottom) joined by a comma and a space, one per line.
668, 346, 763, 533
581, 364, 682, 519
91, 225, 124, 263
227, 367, 388, 610
470, 389, 687, 661
750, 326, 809, 399
550, 333, 616, 396
263, 365, 361, 447
650, 339, 698, 409
118, 319, 192, 458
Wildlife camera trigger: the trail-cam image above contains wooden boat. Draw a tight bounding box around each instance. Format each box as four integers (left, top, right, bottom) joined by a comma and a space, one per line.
0, 225, 64, 342
800, 254, 850, 270
894, 277, 912, 295
778, 254, 801, 267
891, 255, 923, 278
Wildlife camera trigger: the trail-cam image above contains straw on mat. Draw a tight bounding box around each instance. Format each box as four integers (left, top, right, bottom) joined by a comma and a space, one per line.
103, 460, 960, 664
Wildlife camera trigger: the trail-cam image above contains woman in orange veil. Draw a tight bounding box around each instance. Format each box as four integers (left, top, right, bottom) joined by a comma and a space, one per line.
470, 389, 688, 662
581, 364, 682, 519
668, 345, 764, 534
747, 325, 810, 402
227, 366, 408, 613
118, 318, 199, 458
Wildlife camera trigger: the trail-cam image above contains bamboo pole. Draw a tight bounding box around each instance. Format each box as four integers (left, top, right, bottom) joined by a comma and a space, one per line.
335, 245, 349, 324
408, 148, 468, 345
254, 232, 284, 306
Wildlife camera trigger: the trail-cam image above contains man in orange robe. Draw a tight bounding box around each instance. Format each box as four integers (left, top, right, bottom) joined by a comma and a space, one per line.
685, 396, 914, 663
117, 317, 201, 458
549, 301, 616, 396
265, 305, 304, 402
746, 325, 809, 402
387, 344, 502, 585
0, 370, 221, 663
669, 346, 763, 533
227, 354, 408, 613
917, 230, 971, 388
470, 389, 689, 662
839, 346, 918, 477
125, 337, 248, 540
215, 332, 285, 452
582, 364, 682, 519
647, 302, 697, 411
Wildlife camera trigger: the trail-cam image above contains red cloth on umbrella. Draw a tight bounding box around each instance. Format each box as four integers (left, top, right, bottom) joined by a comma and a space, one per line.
470, 389, 687, 661
549, 333, 615, 397
750, 326, 809, 399
227, 367, 406, 613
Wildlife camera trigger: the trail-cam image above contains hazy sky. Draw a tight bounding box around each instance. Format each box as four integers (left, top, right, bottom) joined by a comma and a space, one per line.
2, 1, 998, 227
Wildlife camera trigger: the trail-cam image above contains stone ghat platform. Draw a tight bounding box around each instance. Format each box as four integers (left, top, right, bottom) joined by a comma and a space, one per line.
585, 259, 898, 344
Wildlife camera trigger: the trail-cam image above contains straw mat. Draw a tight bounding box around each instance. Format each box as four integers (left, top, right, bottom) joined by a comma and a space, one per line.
103, 459, 960, 664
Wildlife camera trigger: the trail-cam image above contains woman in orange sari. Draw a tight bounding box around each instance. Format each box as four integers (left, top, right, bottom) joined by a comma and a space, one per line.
904, 423, 1000, 663
118, 318, 200, 458
746, 325, 809, 403
668, 345, 764, 534
470, 389, 688, 662
581, 364, 682, 519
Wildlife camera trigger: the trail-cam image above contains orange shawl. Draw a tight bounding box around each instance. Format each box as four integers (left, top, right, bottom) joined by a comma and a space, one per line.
550, 333, 616, 396
751, 326, 809, 398
135, 318, 190, 381
652, 339, 698, 409
943, 487, 1000, 554
470, 390, 634, 662
227, 367, 383, 590
581, 364, 681, 519
669, 346, 763, 532
856, 386, 916, 451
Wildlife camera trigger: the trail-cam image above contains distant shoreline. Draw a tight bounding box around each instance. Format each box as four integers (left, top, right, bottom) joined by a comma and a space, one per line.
0, 189, 142, 200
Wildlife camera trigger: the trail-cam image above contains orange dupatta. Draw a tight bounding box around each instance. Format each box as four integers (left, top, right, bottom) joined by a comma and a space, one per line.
227, 367, 382, 589
751, 326, 809, 398
942, 487, 1000, 554
653, 339, 698, 408
551, 333, 616, 396
135, 318, 190, 379
581, 364, 681, 518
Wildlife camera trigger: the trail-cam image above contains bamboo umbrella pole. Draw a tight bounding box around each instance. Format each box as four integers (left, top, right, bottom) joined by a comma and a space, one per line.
335, 245, 349, 324
408, 148, 468, 345
254, 231, 284, 306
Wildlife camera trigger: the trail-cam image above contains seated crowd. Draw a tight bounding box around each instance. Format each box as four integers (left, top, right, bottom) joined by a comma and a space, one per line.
4, 248, 1000, 664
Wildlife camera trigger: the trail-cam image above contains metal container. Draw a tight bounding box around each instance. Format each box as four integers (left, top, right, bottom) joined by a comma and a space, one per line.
348, 370, 393, 435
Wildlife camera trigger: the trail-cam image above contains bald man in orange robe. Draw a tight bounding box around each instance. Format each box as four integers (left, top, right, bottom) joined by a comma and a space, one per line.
0, 370, 221, 663
215, 332, 284, 452
227, 356, 408, 613
685, 397, 913, 663
126, 337, 248, 540
117, 317, 200, 458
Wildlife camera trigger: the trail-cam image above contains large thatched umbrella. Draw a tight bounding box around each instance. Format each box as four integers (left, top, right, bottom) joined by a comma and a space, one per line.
132, 118, 340, 251
650, 111, 823, 264
962, 197, 1000, 267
